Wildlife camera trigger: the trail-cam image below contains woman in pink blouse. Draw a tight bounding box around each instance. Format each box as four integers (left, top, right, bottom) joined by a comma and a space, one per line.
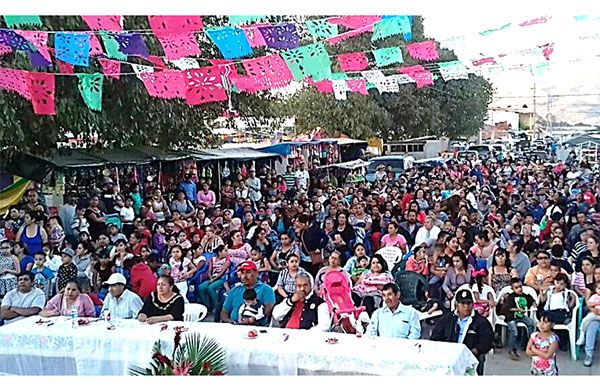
351, 254, 394, 316
380, 222, 407, 252
196, 183, 216, 209
40, 280, 95, 317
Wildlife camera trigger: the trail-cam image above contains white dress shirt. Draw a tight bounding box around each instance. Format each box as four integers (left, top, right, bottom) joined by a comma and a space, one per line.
100, 289, 143, 319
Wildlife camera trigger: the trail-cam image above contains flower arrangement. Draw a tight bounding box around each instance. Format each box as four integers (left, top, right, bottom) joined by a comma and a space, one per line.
130, 327, 227, 376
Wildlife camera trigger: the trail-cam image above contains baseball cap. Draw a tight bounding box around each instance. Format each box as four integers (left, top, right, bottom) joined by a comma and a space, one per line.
104, 273, 127, 286
61, 247, 75, 258
238, 260, 258, 272
455, 289, 474, 304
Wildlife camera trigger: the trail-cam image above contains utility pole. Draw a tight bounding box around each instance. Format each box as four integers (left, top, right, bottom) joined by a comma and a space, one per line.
532, 79, 537, 138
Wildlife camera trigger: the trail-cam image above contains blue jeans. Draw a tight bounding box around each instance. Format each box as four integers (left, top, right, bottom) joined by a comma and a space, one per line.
507, 317, 536, 351
585, 319, 600, 357
197, 279, 225, 312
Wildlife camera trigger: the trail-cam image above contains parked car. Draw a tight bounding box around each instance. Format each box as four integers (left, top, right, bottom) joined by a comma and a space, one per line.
467, 144, 494, 160
365, 156, 415, 182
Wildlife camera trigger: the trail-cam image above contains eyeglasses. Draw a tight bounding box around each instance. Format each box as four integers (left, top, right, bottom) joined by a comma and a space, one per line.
0, 246, 11, 250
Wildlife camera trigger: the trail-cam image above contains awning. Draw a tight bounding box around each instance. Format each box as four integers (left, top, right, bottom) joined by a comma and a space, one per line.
203, 148, 280, 161
317, 159, 370, 170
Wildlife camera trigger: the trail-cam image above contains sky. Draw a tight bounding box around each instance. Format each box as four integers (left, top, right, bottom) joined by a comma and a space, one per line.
422, 13, 600, 126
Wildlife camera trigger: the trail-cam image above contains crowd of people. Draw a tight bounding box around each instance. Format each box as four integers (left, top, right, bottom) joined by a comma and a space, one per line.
1, 149, 600, 375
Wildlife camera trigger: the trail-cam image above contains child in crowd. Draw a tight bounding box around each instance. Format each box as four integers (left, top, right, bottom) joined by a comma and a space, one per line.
275, 254, 309, 302
31, 252, 54, 298
47, 216, 65, 250
92, 254, 114, 297
238, 288, 266, 326
344, 243, 370, 277
470, 269, 495, 318
421, 284, 441, 315
498, 278, 537, 361
56, 247, 78, 293
350, 256, 370, 284
538, 273, 576, 324
81, 281, 103, 318
151, 223, 167, 259
576, 283, 600, 345
526, 312, 559, 375
249, 247, 270, 283
42, 244, 62, 273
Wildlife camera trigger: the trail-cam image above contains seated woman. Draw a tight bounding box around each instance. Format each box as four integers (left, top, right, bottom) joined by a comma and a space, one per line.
197, 244, 231, 314
313, 250, 351, 296
442, 251, 474, 306
351, 254, 394, 316
137, 275, 185, 324
40, 279, 96, 318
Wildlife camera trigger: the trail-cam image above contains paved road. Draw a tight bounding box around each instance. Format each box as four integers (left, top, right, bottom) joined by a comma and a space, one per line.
485, 347, 597, 375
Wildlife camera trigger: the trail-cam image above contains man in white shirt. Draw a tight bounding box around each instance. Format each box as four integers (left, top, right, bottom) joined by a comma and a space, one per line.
295, 163, 310, 191
101, 273, 143, 319
413, 216, 441, 248
246, 169, 262, 204
0, 271, 46, 325
367, 283, 421, 339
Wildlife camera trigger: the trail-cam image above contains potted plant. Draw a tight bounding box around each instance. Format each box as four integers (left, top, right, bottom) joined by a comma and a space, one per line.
130, 327, 227, 376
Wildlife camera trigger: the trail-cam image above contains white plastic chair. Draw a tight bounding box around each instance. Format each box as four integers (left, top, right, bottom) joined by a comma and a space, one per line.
183, 303, 208, 322
494, 285, 538, 347
539, 289, 580, 361
376, 246, 403, 270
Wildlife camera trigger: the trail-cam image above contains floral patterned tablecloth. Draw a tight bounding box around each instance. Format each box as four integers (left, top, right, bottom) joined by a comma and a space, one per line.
0, 316, 478, 375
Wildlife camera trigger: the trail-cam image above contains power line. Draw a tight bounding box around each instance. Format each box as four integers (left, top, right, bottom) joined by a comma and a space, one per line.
494, 93, 600, 98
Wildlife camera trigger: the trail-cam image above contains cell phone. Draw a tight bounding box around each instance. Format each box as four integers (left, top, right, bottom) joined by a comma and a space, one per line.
259, 329, 267, 333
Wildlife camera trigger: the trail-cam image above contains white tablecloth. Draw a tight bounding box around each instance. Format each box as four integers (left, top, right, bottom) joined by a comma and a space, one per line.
0, 316, 478, 375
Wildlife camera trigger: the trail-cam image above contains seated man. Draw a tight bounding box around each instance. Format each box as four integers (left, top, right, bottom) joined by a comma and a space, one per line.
0, 271, 46, 325
366, 282, 421, 339
100, 273, 143, 319
220, 260, 275, 326
431, 289, 494, 375
272, 272, 330, 331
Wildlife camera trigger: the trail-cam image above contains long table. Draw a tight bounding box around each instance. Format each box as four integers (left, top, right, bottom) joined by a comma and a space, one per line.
0, 316, 478, 375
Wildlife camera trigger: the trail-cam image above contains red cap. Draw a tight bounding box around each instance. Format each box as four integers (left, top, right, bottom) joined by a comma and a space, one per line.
238, 260, 258, 272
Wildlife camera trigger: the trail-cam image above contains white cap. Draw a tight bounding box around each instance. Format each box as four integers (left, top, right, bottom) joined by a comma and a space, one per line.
103, 273, 127, 286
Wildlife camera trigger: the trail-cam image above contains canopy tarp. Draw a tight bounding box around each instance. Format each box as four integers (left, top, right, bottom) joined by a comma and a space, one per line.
134, 146, 192, 162
560, 134, 600, 147
199, 148, 280, 161
317, 159, 370, 170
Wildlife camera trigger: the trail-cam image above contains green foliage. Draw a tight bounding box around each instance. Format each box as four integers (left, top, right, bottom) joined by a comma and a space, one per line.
129, 332, 227, 376
0, 15, 493, 155
0, 16, 281, 154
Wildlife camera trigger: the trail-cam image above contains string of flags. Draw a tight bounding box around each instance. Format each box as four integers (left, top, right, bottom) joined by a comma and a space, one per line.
0, 14, 561, 115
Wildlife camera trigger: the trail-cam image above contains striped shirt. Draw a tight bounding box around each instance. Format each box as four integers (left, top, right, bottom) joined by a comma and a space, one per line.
276, 268, 311, 295
212, 256, 230, 278
282, 172, 296, 188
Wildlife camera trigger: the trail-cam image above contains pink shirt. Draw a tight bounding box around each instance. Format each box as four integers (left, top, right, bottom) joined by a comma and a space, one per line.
196, 191, 216, 207
590, 294, 600, 313
381, 234, 407, 249
45, 293, 96, 318
352, 272, 394, 296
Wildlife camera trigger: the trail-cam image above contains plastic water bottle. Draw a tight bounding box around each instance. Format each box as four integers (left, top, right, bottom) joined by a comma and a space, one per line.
103, 310, 113, 329
70, 305, 78, 328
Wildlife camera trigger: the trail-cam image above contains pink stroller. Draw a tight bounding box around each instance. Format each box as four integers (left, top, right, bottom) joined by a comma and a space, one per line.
321, 271, 370, 334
